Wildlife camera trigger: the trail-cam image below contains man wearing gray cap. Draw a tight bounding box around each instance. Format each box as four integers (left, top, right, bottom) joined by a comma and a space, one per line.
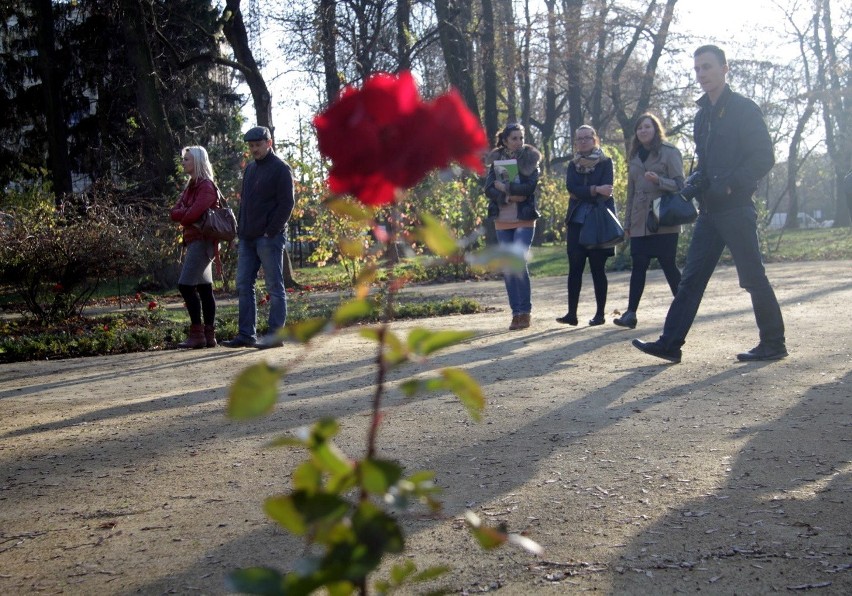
222, 126, 295, 349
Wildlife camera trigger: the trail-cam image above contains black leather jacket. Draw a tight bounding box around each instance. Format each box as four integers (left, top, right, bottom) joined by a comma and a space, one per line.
693, 84, 774, 213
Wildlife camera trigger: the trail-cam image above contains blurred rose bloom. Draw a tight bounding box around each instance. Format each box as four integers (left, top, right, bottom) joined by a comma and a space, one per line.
313, 71, 487, 206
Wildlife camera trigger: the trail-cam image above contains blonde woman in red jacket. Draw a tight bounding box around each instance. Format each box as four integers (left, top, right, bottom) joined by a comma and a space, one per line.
170, 146, 219, 348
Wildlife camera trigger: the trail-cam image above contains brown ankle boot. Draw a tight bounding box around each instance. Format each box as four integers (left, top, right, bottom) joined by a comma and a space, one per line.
509, 315, 520, 330
178, 324, 206, 349
516, 313, 531, 329
204, 324, 217, 348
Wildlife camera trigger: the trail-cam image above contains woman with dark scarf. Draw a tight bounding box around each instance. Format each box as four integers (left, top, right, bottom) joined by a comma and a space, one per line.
557, 125, 615, 326
483, 122, 542, 330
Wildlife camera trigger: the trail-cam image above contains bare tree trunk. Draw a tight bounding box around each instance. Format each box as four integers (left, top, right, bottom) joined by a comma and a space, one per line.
496, 0, 518, 122
318, 0, 340, 104
396, 0, 411, 71
814, 0, 851, 226
120, 0, 175, 195
562, 0, 584, 136
536, 0, 563, 169
611, 0, 678, 153
34, 0, 73, 204
519, 0, 532, 128
589, 0, 608, 131
222, 0, 274, 136
481, 0, 498, 142
434, 0, 480, 116
783, 97, 816, 229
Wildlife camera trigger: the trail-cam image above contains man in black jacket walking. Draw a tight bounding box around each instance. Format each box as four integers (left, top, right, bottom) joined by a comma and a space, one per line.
222, 126, 295, 349
633, 45, 787, 363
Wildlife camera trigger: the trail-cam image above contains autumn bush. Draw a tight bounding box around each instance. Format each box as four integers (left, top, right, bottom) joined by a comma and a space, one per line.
0, 195, 162, 324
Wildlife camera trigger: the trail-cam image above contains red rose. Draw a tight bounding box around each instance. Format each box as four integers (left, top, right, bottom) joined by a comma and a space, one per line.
147, 301, 158, 310
314, 71, 487, 206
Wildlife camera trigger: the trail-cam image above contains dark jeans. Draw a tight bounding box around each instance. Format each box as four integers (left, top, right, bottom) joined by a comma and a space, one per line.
659, 203, 785, 350
235, 233, 287, 341
495, 226, 534, 315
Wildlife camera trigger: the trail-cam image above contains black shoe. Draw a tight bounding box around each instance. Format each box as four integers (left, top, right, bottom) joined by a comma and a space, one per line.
221, 336, 258, 349
556, 313, 578, 326
632, 339, 681, 363
613, 311, 637, 329
588, 316, 605, 326
736, 344, 788, 362
256, 334, 285, 350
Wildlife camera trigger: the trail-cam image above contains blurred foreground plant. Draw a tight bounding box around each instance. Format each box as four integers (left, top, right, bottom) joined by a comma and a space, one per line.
226, 72, 541, 595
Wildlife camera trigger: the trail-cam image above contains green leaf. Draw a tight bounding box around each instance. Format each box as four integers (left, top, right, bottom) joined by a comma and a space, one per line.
287, 317, 329, 343
383, 330, 408, 367
465, 244, 527, 273
360, 459, 404, 495
326, 581, 356, 596
312, 418, 341, 443
465, 511, 507, 550
406, 470, 436, 485
407, 327, 475, 356
227, 362, 283, 420
440, 368, 484, 421
326, 197, 374, 222
353, 501, 404, 555
417, 212, 458, 257
353, 266, 378, 299
390, 559, 417, 583
263, 495, 306, 535
264, 492, 350, 536
411, 565, 451, 582
313, 441, 354, 476
339, 237, 365, 258
333, 298, 373, 326
292, 461, 322, 492
227, 567, 283, 595
399, 377, 445, 397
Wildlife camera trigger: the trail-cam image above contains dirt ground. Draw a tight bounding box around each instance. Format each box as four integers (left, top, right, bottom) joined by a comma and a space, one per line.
1, 260, 850, 595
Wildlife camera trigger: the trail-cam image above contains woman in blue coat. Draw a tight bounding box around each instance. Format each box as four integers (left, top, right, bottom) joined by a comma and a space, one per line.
557, 125, 615, 326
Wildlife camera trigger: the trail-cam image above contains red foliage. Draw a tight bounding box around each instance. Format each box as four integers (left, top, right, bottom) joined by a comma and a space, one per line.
313, 71, 487, 206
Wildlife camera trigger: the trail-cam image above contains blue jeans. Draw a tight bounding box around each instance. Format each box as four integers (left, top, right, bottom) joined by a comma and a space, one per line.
495, 227, 534, 316
235, 233, 287, 340
659, 203, 785, 350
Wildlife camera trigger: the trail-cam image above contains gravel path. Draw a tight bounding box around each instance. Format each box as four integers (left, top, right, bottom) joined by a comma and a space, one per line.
1, 261, 850, 594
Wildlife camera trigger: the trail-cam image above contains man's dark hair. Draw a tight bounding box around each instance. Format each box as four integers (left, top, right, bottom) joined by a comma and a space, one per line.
694, 44, 727, 65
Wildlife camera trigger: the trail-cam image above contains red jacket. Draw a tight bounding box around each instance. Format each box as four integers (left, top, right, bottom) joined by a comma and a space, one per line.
170, 179, 218, 244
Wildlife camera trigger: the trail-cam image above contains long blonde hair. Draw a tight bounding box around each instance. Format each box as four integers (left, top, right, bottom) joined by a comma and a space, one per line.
183, 146, 215, 186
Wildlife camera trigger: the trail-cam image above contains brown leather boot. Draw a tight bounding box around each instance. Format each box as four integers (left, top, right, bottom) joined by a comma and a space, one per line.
509, 315, 520, 330
204, 324, 217, 348
178, 324, 206, 349
516, 313, 531, 329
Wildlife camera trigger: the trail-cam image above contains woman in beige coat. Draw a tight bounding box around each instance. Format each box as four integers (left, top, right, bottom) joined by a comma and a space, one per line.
614, 114, 685, 329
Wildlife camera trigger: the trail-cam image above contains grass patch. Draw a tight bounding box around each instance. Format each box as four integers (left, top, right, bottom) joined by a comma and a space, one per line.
763, 227, 852, 261
529, 227, 852, 276
0, 293, 483, 363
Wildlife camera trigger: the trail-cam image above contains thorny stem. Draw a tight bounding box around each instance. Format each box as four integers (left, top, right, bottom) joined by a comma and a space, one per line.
360, 209, 403, 596
365, 207, 401, 464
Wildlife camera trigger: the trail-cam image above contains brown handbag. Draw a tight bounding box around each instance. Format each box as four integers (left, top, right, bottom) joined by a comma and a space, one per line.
194, 185, 237, 242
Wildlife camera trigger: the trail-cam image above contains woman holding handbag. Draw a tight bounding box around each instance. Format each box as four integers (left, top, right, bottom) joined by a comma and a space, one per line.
557, 125, 615, 327
170, 146, 219, 348
483, 122, 541, 330
613, 114, 685, 329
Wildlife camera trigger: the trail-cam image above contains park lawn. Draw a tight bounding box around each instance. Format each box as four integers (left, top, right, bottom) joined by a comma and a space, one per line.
529, 226, 852, 278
